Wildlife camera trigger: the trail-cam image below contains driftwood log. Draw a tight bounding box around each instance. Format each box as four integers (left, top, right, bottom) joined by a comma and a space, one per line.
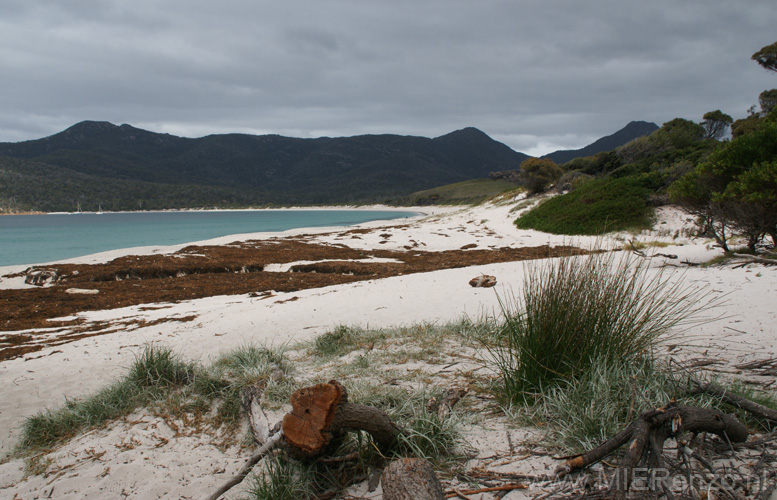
381, 458, 445, 500
208, 380, 404, 500
282, 379, 402, 457
557, 403, 748, 496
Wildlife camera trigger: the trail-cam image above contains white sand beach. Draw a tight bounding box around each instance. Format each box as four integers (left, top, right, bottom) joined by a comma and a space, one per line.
1, 200, 775, 499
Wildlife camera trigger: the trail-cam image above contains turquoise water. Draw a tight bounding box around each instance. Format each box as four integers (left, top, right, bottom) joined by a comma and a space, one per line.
0, 210, 417, 267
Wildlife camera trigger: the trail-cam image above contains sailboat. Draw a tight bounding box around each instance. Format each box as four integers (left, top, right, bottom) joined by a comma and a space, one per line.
96, 205, 104, 214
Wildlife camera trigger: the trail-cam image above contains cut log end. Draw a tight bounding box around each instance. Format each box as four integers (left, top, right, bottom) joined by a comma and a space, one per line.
282, 380, 345, 456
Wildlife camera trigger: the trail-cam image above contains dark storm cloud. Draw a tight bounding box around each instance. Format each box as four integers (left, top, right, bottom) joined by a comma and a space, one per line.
1, 0, 775, 155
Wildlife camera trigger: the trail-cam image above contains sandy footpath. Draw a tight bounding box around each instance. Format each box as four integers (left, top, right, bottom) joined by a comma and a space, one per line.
0, 200, 775, 499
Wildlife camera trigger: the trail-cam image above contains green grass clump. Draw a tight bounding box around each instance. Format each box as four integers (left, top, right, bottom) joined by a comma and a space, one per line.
18, 345, 194, 451
200, 344, 293, 424
312, 325, 368, 357
515, 176, 653, 235
488, 250, 709, 404
16, 344, 293, 454
126, 344, 196, 387
310, 321, 476, 361
246, 455, 317, 500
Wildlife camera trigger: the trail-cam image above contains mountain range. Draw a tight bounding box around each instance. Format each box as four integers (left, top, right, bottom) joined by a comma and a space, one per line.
0, 120, 656, 212
542, 121, 659, 164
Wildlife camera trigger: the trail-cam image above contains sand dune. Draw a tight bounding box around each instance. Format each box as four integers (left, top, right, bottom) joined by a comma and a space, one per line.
1, 201, 774, 499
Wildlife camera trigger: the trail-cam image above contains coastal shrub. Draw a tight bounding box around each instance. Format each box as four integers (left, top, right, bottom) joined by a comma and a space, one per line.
519, 157, 564, 194
515, 176, 653, 235
488, 249, 710, 404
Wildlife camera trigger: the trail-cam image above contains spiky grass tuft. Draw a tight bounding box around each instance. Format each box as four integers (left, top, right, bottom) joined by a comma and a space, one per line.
489, 249, 712, 404
534, 358, 695, 451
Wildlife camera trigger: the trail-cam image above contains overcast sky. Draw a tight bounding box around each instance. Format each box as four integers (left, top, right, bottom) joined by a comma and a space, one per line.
1, 1, 775, 156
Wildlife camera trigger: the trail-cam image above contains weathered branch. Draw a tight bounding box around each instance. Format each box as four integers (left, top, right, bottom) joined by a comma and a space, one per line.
556, 402, 748, 496
556, 420, 637, 475
241, 384, 270, 444
692, 382, 777, 423
443, 483, 527, 498
731, 253, 777, 265
205, 430, 284, 500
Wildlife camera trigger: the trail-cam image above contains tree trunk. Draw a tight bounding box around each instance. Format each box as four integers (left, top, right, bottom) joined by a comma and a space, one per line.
381, 458, 445, 500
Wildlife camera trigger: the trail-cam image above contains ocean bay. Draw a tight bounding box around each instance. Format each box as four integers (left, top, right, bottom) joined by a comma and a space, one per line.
0, 209, 417, 267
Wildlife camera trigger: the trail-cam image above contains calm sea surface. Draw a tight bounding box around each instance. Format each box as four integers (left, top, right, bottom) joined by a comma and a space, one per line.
0, 210, 417, 267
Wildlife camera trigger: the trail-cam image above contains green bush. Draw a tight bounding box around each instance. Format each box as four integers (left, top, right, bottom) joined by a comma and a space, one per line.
488, 250, 708, 404
515, 176, 653, 235
520, 157, 564, 193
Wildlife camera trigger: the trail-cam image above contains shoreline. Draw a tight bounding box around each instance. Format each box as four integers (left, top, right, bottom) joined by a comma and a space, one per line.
2, 204, 428, 216
0, 205, 434, 272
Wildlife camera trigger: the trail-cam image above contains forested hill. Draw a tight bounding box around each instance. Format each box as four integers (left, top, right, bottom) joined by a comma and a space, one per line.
542, 121, 659, 165
0, 122, 529, 211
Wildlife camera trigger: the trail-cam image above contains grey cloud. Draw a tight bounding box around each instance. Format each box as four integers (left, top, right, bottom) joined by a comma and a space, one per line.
1, 0, 775, 154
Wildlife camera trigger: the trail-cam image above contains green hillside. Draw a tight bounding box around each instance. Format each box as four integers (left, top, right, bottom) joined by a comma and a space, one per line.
0, 122, 529, 212
397, 179, 520, 206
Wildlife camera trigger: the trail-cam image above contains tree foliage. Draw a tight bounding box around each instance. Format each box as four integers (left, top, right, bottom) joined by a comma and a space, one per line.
669, 113, 777, 250
616, 118, 707, 166
759, 89, 777, 114
701, 110, 733, 139
752, 41, 777, 73
519, 157, 563, 194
